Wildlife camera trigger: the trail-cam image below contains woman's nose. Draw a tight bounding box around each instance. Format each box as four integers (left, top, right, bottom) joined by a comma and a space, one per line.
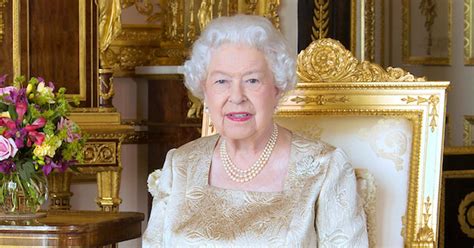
228, 81, 246, 104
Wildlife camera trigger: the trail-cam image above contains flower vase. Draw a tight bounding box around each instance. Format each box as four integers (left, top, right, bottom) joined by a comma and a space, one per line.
0, 172, 48, 219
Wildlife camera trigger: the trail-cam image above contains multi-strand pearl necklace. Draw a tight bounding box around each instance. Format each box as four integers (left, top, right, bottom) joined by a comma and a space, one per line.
219, 124, 279, 183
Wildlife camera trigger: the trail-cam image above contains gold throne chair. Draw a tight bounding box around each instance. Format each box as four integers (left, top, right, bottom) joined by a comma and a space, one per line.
202, 38, 449, 247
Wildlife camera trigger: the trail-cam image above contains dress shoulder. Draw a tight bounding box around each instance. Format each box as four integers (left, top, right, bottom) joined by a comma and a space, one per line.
291, 133, 337, 158
172, 134, 219, 159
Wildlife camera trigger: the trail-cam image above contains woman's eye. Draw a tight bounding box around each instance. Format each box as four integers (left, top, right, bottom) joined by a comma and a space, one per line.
246, 78, 259, 84
215, 79, 227, 84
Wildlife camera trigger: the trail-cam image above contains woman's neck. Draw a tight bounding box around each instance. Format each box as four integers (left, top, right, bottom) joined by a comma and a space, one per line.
222, 124, 276, 162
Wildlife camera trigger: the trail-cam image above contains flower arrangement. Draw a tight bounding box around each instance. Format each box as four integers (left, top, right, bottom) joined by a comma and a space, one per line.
0, 75, 85, 213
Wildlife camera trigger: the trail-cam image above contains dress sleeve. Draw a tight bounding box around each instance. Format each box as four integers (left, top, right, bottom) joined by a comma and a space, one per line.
142, 149, 176, 248
315, 149, 369, 247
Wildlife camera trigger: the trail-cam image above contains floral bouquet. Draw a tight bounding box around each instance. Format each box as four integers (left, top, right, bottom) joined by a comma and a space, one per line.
0, 75, 85, 214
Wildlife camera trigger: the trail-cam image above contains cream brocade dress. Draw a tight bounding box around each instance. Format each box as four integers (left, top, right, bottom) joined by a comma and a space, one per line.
142, 134, 368, 247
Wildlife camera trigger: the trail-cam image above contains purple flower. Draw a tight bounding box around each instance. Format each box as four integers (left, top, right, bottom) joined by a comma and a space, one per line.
0, 86, 16, 96
42, 157, 73, 175
58, 117, 81, 142
0, 159, 16, 174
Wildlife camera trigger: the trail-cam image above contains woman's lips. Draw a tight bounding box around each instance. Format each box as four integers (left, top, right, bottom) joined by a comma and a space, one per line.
225, 112, 253, 122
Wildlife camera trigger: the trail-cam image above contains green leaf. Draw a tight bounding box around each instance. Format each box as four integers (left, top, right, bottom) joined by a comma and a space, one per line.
18, 161, 36, 182
0, 102, 9, 112
8, 104, 18, 120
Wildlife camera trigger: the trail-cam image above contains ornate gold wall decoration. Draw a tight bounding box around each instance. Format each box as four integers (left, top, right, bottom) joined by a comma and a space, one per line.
419, 0, 437, 56
364, 0, 375, 62
82, 142, 117, 165
401, 95, 439, 132
464, 115, 474, 145
98, 0, 122, 54
217, 0, 223, 17
297, 39, 425, 83
228, 0, 238, 15
198, 0, 213, 32
264, 0, 280, 29
187, 0, 197, 43
464, 0, 474, 64
458, 192, 474, 238
312, 0, 329, 41
121, 0, 161, 23
290, 95, 350, 105
0, 0, 6, 45
403, 0, 452, 65
165, 0, 183, 42
246, 0, 258, 14
106, 1, 280, 75
98, 69, 116, 110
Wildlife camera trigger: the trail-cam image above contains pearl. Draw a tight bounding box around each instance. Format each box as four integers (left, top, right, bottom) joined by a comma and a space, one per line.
220, 123, 279, 183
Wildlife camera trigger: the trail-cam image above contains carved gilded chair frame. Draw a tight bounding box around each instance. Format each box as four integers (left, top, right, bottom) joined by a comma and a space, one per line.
465, 0, 474, 65
203, 39, 448, 247
288, 39, 447, 247
402, 0, 452, 65
464, 115, 474, 145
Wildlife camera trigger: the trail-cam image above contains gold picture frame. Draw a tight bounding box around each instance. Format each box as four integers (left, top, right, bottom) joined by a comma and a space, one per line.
464, 115, 474, 145
439, 146, 474, 247
402, 0, 452, 65
351, 0, 385, 65
464, 0, 474, 64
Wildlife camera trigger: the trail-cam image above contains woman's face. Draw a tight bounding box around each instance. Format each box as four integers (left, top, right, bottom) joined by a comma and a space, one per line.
203, 43, 280, 141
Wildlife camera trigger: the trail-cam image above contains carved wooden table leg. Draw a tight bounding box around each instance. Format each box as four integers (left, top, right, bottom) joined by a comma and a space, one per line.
47, 172, 73, 210
96, 169, 122, 212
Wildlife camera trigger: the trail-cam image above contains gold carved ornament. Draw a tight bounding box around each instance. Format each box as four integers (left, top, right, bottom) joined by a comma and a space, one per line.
364, 0, 375, 62
297, 38, 426, 83
246, 0, 258, 14
464, 0, 474, 64
458, 192, 474, 238
419, 0, 437, 56
198, 0, 213, 32
82, 142, 117, 165
401, 95, 439, 133
99, 74, 115, 100
312, 0, 329, 40
464, 115, 474, 145
416, 197, 435, 243
0, 0, 6, 44
290, 95, 349, 105
98, 0, 122, 55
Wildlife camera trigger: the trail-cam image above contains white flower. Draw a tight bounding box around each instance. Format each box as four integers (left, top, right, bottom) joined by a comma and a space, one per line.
147, 169, 162, 197
36, 82, 55, 103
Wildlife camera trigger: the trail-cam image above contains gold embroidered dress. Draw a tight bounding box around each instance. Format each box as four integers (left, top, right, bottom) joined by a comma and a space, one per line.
142, 134, 368, 247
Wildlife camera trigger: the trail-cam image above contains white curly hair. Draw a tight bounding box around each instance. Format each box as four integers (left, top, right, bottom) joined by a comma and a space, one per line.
183, 14, 296, 100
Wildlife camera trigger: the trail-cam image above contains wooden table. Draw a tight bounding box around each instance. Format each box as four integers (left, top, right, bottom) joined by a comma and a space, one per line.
0, 211, 144, 247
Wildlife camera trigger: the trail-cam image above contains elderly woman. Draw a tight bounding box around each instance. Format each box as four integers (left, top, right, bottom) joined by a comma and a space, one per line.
143, 15, 368, 247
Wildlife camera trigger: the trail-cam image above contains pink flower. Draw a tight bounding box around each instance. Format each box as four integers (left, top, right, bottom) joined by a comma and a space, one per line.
0, 136, 18, 161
